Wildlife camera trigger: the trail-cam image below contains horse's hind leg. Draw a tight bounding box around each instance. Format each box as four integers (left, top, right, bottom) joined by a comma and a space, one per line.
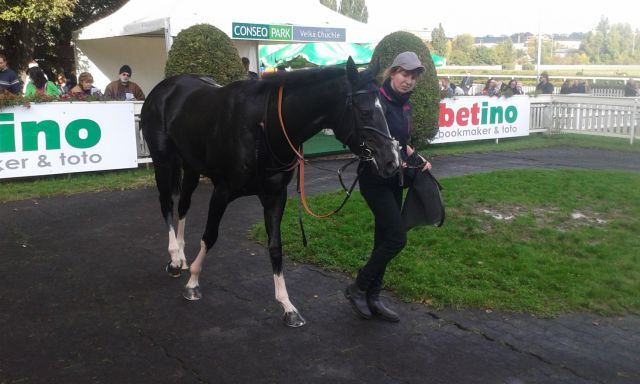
174, 165, 201, 271
152, 155, 184, 277
183, 185, 230, 301
260, 190, 306, 328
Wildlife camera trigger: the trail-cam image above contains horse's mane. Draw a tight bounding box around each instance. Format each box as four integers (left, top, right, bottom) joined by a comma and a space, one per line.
260, 66, 346, 89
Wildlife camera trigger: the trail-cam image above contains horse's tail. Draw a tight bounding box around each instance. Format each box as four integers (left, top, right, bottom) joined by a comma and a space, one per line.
140, 91, 183, 225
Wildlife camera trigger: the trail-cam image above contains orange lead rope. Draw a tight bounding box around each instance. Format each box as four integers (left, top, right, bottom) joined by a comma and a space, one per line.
277, 85, 346, 219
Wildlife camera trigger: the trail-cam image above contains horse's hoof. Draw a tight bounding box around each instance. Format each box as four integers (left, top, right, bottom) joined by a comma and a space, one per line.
183, 286, 202, 301
283, 311, 306, 327
166, 261, 182, 278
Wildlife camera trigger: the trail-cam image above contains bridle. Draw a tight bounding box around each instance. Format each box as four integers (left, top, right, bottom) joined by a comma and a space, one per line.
276, 84, 397, 220
335, 88, 397, 162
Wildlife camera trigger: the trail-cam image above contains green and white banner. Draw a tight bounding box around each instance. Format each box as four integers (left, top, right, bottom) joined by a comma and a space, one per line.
0, 103, 137, 179
232, 22, 345, 42
433, 95, 530, 144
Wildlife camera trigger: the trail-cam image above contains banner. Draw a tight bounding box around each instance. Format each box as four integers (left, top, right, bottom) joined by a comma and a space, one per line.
432, 95, 530, 144
232, 22, 345, 42
0, 102, 137, 179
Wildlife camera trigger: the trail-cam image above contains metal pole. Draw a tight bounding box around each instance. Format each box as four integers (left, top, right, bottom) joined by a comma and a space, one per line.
536, 26, 542, 79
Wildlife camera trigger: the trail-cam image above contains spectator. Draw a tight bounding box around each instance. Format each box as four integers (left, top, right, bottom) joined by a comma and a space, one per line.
55, 72, 69, 94
440, 77, 455, 98
69, 72, 103, 98
0, 53, 21, 95
23, 61, 41, 94
502, 79, 524, 97
536, 72, 554, 94
482, 78, 500, 96
624, 78, 639, 97
24, 67, 60, 98
560, 79, 573, 94
65, 70, 77, 90
104, 65, 145, 100
241, 57, 259, 80
575, 80, 590, 94
459, 74, 474, 95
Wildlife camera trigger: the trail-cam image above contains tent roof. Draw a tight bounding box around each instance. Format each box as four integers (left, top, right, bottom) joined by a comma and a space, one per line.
75, 0, 385, 43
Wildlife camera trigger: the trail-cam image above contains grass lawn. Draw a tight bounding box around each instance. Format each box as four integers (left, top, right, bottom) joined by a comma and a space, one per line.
420, 132, 640, 156
252, 169, 640, 316
0, 168, 155, 203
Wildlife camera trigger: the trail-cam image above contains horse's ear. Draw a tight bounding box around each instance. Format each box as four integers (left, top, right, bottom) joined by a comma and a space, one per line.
346, 56, 358, 85
369, 56, 380, 77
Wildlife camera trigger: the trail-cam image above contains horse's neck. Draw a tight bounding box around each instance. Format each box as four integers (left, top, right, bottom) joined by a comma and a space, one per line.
281, 84, 345, 145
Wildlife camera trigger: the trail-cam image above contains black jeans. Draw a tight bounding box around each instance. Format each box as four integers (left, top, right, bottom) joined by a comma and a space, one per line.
356, 163, 407, 291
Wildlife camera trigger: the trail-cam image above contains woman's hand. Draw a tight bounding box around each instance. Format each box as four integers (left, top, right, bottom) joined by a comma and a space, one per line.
405, 145, 432, 171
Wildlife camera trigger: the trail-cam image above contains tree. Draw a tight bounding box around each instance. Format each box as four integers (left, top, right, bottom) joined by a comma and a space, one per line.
0, 0, 76, 71
448, 34, 474, 65
339, 0, 368, 23
579, 17, 638, 64
319, 0, 337, 11
0, 0, 127, 73
430, 23, 448, 57
494, 38, 516, 65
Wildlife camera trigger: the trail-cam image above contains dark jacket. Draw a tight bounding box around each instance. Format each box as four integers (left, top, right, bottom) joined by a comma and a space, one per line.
0, 67, 21, 95
379, 79, 412, 158
536, 81, 554, 94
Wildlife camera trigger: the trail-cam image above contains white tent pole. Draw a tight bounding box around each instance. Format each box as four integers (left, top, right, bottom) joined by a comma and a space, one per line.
164, 17, 173, 57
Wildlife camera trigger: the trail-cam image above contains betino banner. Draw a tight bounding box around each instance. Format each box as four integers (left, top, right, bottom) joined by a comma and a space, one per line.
432, 95, 530, 144
0, 102, 137, 179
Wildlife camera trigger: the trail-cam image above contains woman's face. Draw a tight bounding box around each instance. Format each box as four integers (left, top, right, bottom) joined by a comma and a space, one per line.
57, 76, 66, 85
390, 69, 418, 94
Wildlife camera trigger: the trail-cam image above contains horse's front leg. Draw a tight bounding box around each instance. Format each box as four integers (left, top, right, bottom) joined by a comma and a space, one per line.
260, 191, 306, 328
183, 186, 230, 301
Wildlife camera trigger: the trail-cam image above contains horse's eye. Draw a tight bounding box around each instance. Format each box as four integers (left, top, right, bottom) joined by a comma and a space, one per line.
361, 110, 373, 119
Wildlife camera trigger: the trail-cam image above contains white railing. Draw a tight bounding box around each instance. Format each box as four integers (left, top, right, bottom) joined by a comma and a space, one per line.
530, 95, 639, 144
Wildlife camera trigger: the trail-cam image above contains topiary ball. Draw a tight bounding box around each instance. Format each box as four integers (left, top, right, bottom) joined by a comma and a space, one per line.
371, 31, 440, 144
164, 24, 246, 85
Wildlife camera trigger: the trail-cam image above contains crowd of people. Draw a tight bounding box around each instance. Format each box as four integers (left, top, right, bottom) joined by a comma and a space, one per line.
0, 54, 146, 101
438, 72, 630, 98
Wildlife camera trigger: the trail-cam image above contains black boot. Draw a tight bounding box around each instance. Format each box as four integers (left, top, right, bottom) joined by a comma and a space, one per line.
344, 283, 372, 319
367, 275, 400, 322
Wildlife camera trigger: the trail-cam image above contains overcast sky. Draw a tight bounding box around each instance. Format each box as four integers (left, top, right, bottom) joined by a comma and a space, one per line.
365, 0, 640, 37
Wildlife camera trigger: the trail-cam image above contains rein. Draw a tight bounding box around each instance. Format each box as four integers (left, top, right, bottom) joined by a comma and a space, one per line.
277, 85, 358, 219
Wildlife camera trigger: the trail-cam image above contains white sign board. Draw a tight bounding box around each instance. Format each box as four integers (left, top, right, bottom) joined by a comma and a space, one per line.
0, 102, 137, 179
432, 95, 530, 144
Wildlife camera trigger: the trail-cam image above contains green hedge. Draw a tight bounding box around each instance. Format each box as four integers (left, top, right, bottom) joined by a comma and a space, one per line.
164, 24, 245, 85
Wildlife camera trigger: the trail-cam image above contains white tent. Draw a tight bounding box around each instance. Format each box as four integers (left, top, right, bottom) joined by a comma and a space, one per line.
74, 0, 386, 94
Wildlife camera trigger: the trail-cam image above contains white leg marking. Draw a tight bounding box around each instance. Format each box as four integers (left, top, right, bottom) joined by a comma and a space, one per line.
186, 241, 207, 289
177, 218, 188, 269
167, 227, 181, 268
274, 274, 296, 313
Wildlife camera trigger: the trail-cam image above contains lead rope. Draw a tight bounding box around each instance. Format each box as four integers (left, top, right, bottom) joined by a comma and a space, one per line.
277, 85, 357, 219
277, 86, 360, 246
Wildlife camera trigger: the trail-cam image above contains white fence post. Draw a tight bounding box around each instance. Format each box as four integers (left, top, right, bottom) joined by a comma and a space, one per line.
631, 99, 638, 145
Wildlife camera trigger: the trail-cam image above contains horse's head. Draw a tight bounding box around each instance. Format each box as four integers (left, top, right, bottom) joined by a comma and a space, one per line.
334, 57, 401, 178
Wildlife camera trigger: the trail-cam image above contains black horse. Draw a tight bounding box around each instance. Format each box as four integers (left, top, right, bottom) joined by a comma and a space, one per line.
140, 57, 400, 327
